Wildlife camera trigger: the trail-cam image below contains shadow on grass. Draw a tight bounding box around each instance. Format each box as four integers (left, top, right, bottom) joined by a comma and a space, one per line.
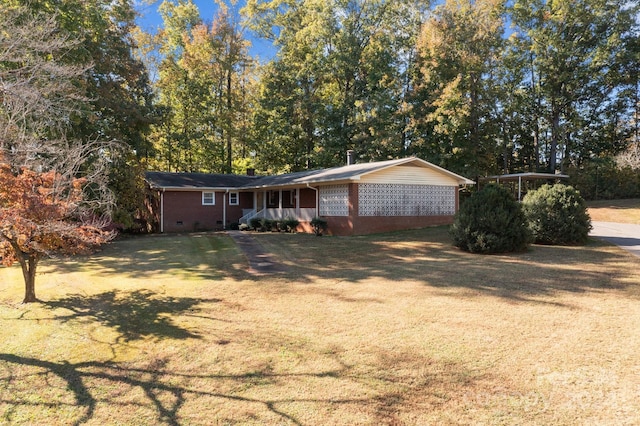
33, 227, 640, 308
44, 290, 215, 342
45, 233, 250, 282
254, 227, 638, 305
0, 348, 476, 426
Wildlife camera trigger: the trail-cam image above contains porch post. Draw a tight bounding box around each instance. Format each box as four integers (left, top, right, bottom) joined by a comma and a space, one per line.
296, 188, 300, 219
278, 189, 283, 219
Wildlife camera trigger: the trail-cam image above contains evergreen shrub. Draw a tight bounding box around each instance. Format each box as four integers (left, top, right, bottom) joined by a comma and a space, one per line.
310, 217, 328, 236
450, 184, 530, 253
522, 184, 591, 245
260, 218, 275, 232
281, 217, 300, 233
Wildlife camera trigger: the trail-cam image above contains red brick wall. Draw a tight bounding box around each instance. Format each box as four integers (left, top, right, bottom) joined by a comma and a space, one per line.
227, 192, 254, 224
161, 190, 254, 232
322, 183, 458, 236
159, 184, 459, 235
325, 217, 353, 236
298, 188, 316, 208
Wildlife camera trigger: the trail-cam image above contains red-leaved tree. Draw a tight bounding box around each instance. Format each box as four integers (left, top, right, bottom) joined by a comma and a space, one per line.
0, 164, 114, 303
0, 6, 119, 303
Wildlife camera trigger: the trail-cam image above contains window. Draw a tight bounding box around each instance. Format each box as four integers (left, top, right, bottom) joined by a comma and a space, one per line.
267, 190, 279, 207
229, 192, 239, 205
202, 191, 215, 205
282, 190, 295, 208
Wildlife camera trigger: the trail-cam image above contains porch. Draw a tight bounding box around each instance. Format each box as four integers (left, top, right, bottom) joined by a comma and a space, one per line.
239, 207, 317, 224
239, 187, 318, 225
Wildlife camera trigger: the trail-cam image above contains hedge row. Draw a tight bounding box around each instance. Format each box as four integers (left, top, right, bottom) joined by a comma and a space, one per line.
567, 160, 640, 200
248, 217, 300, 233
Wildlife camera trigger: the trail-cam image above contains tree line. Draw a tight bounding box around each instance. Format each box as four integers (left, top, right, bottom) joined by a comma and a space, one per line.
5, 0, 636, 182
138, 0, 639, 182
1, 0, 639, 227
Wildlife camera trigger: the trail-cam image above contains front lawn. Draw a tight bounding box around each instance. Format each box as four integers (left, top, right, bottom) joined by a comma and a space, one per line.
1, 228, 639, 425
588, 198, 640, 224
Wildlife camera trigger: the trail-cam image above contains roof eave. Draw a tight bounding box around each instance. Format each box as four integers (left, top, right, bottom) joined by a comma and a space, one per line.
147, 185, 236, 191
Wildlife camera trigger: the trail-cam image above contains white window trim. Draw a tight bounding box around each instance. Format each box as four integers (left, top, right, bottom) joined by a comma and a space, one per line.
229, 191, 239, 205
202, 191, 215, 205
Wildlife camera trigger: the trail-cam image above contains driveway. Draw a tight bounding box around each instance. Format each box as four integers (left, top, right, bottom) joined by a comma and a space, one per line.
590, 221, 640, 258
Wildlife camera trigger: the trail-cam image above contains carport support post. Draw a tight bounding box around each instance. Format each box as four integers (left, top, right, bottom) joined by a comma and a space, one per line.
518, 176, 522, 201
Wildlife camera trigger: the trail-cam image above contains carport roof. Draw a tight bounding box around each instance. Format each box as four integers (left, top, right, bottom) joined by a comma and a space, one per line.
479, 172, 569, 182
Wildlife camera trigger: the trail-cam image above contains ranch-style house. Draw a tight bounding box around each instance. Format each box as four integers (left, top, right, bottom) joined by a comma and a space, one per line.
145, 156, 474, 236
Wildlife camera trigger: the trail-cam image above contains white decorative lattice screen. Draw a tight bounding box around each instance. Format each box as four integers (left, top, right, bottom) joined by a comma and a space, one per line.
319, 185, 349, 216
358, 184, 455, 216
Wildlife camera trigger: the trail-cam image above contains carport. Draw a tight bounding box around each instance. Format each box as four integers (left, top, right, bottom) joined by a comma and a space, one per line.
478, 172, 569, 201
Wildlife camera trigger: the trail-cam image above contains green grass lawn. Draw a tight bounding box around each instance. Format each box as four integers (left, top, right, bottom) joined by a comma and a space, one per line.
1, 227, 639, 425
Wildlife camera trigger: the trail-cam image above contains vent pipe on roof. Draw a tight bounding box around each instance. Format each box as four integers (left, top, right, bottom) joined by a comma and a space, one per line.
346, 150, 355, 166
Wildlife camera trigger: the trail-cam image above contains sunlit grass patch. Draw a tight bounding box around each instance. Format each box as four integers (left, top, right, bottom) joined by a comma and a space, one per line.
1, 227, 639, 424
588, 198, 640, 224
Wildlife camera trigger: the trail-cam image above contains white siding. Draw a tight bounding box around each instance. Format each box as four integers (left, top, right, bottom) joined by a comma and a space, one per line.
262, 208, 316, 221
360, 165, 460, 186
319, 184, 349, 216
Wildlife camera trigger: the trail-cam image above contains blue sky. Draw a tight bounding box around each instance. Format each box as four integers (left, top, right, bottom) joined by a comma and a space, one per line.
135, 0, 276, 61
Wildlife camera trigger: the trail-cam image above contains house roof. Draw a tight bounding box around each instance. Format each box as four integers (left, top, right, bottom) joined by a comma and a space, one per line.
145, 157, 475, 190
145, 171, 258, 190
240, 157, 475, 188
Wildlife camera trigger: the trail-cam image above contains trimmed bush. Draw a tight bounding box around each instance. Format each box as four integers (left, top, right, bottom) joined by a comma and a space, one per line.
310, 217, 328, 236
260, 218, 276, 232
249, 218, 262, 231
281, 217, 300, 233
522, 184, 591, 245
450, 184, 530, 253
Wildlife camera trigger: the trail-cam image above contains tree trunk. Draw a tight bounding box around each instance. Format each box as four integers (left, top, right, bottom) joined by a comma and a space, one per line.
226, 69, 233, 174
19, 254, 39, 303
549, 98, 560, 173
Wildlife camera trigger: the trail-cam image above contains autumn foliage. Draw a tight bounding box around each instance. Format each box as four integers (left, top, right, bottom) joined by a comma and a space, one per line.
0, 163, 114, 303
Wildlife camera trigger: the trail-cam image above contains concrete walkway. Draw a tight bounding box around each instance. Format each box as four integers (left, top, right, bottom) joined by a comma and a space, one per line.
590, 221, 640, 258
227, 231, 286, 275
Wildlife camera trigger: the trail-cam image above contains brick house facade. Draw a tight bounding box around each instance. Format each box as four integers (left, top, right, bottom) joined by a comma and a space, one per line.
146, 157, 474, 236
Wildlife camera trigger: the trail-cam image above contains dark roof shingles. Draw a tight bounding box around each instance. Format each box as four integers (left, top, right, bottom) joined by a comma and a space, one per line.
145, 172, 257, 189
145, 157, 473, 189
